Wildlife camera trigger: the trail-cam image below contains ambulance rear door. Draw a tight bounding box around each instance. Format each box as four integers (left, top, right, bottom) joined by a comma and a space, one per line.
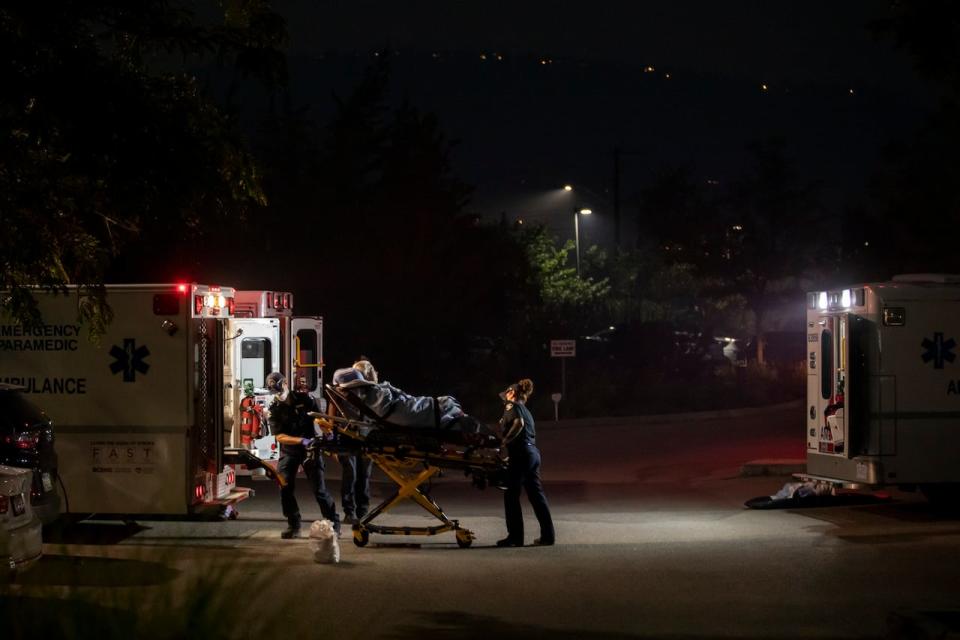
808, 312, 859, 458
290, 316, 324, 405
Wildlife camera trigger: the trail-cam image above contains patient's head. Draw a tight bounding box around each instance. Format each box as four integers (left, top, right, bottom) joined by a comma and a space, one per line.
352, 358, 379, 383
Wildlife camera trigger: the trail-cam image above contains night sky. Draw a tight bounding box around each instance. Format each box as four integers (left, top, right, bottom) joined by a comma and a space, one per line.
263, 1, 931, 245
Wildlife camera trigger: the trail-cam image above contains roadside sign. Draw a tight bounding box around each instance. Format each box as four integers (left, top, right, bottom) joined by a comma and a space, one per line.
550, 339, 576, 358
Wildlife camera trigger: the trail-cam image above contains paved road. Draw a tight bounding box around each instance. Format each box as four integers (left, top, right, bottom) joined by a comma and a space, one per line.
5, 402, 960, 639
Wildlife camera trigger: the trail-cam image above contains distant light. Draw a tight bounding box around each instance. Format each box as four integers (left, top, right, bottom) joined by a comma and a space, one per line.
864, 241, 870, 247
579, 208, 592, 215
480, 53, 487, 60
761, 83, 769, 92
517, 218, 524, 225
665, 73, 671, 79
563, 185, 573, 191
732, 224, 743, 231
644, 65, 655, 73
496, 53, 503, 61
848, 88, 855, 95
609, 326, 615, 330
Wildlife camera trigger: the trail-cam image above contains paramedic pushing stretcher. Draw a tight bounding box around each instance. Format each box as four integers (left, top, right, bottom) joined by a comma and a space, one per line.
496, 379, 555, 547
266, 372, 341, 539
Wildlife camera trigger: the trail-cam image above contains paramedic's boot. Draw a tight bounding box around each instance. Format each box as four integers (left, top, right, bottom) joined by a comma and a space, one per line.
496, 537, 523, 547
281, 516, 302, 539
533, 537, 555, 546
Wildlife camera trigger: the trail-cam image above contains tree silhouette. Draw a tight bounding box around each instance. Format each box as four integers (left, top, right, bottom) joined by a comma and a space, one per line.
0, 0, 287, 330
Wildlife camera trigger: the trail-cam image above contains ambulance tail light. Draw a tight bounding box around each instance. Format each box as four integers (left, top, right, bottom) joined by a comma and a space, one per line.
273, 292, 283, 309
194, 295, 204, 315
227, 297, 235, 315
284, 293, 293, 310
194, 483, 205, 501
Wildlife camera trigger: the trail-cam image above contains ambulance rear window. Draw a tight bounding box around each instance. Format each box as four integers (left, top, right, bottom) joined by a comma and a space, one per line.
821, 329, 833, 400
240, 338, 272, 388
296, 329, 318, 392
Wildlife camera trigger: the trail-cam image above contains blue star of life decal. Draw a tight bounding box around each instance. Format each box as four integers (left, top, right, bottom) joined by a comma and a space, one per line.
921, 332, 956, 369
109, 338, 151, 382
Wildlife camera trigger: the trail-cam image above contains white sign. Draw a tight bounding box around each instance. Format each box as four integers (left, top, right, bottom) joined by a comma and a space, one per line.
550, 339, 576, 358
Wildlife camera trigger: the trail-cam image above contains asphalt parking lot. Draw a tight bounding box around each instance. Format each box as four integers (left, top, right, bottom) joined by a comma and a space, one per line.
5, 402, 960, 639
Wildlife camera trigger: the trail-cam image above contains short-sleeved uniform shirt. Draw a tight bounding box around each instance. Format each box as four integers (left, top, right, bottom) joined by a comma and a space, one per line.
500, 401, 536, 456
270, 392, 319, 448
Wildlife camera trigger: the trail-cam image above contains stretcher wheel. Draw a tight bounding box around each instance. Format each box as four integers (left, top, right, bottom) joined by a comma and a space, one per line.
354, 528, 370, 547
455, 529, 473, 548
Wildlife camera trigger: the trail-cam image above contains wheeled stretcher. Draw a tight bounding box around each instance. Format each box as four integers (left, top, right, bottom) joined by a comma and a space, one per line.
312, 384, 507, 548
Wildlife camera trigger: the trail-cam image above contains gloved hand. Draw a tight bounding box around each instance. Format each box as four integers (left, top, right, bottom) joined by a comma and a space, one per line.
301, 437, 315, 448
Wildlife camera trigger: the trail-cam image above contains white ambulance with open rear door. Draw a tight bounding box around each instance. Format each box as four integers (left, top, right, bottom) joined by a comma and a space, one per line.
224, 290, 323, 469
805, 274, 960, 502
0, 283, 253, 518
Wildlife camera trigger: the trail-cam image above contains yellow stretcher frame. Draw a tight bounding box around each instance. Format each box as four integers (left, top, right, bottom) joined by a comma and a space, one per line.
316, 387, 506, 549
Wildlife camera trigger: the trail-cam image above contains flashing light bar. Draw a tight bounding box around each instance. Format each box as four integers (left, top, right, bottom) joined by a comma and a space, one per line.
809, 288, 864, 311
264, 291, 294, 311
192, 284, 236, 318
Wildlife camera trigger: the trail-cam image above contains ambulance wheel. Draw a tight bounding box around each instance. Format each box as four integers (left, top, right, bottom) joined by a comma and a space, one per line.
455, 530, 473, 548
354, 529, 370, 547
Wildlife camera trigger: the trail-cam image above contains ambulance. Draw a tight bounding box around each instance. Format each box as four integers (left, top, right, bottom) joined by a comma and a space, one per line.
805, 274, 960, 501
0, 283, 270, 519
223, 290, 324, 469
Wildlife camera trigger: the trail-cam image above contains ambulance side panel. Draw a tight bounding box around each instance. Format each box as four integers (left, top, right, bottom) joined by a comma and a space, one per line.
0, 287, 194, 514
875, 298, 960, 484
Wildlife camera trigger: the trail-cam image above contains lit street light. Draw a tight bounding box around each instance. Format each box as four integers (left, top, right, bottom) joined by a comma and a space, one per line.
574, 207, 592, 277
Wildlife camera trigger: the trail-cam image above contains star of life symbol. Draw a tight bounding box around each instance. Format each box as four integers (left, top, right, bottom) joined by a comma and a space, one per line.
921, 332, 956, 369
109, 338, 151, 382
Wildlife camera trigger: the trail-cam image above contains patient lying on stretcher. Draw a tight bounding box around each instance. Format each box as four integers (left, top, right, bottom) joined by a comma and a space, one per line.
331, 360, 496, 447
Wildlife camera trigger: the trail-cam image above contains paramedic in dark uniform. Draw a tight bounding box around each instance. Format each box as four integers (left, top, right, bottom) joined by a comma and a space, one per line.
266, 372, 340, 539
341, 359, 376, 524
496, 378, 556, 547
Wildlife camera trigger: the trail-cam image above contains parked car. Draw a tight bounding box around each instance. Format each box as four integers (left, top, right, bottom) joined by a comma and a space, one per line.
0, 385, 60, 525
0, 464, 43, 578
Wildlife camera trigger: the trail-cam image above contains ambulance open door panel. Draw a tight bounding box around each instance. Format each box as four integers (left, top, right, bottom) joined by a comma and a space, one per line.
806, 299, 875, 485
290, 316, 324, 404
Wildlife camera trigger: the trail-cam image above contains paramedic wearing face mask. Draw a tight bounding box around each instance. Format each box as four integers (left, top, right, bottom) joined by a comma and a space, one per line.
266, 372, 340, 539
496, 378, 556, 547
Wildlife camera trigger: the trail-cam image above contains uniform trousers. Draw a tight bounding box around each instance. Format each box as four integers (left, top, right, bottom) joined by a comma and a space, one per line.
504, 442, 555, 543
341, 454, 373, 518
277, 445, 338, 527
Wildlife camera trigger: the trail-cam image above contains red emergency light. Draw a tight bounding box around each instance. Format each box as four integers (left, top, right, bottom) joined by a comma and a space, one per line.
177, 283, 188, 293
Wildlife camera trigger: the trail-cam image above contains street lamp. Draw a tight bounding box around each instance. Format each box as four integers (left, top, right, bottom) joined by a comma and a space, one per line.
574, 207, 592, 277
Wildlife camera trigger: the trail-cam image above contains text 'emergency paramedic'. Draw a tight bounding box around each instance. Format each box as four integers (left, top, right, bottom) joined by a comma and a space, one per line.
0, 324, 82, 352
